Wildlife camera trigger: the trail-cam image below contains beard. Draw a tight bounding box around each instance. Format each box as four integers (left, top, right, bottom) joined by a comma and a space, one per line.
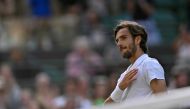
123, 51, 133, 59
123, 42, 137, 59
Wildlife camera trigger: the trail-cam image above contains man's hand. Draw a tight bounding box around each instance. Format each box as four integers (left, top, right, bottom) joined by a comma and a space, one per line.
119, 69, 138, 90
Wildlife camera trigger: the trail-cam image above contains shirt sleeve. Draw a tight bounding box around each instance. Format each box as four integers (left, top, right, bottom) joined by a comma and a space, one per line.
144, 59, 165, 85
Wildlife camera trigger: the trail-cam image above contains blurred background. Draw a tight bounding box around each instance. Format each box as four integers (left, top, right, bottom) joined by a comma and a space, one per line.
0, 0, 190, 109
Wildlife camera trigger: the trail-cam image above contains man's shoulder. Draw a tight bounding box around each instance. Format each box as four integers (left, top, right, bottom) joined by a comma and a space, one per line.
142, 56, 164, 73
143, 56, 161, 67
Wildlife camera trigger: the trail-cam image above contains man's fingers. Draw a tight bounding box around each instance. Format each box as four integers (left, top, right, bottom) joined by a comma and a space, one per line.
128, 70, 138, 79
124, 69, 136, 77
127, 72, 138, 84
124, 69, 138, 79
130, 73, 138, 81
119, 69, 138, 90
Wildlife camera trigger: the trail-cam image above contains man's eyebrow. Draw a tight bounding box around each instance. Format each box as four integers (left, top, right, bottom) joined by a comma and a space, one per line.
118, 35, 128, 38
115, 35, 128, 42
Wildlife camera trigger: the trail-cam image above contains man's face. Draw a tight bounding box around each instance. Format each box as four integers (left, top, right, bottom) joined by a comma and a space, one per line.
115, 28, 137, 59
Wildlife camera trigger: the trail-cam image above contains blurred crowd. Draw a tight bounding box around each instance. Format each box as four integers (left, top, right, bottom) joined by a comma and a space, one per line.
0, 63, 118, 109
0, 0, 190, 109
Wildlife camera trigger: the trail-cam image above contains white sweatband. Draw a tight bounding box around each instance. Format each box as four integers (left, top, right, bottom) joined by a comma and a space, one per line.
110, 86, 124, 102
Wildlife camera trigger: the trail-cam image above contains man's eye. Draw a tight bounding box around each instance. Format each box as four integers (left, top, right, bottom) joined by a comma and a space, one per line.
121, 36, 127, 40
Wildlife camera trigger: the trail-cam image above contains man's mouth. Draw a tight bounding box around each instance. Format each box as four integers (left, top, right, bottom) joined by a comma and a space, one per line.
120, 47, 127, 51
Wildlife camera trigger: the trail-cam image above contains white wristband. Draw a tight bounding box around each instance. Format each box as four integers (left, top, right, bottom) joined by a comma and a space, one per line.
110, 85, 124, 102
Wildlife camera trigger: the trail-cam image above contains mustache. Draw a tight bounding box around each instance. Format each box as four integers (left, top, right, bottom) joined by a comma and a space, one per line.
119, 46, 127, 50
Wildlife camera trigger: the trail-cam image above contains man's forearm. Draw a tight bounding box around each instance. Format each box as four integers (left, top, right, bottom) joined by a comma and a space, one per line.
104, 97, 114, 104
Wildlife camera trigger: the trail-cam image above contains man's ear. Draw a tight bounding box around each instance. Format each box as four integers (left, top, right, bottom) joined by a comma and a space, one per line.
135, 35, 141, 45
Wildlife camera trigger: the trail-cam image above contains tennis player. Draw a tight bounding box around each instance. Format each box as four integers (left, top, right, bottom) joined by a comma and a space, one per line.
104, 21, 167, 103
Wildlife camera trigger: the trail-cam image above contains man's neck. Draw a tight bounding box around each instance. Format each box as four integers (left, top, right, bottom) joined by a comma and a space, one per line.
129, 49, 145, 64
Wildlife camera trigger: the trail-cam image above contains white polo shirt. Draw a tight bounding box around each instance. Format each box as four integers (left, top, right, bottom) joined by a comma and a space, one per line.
110, 54, 165, 102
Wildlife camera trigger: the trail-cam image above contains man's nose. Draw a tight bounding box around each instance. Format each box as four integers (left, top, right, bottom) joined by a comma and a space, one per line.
116, 40, 122, 46
116, 42, 123, 49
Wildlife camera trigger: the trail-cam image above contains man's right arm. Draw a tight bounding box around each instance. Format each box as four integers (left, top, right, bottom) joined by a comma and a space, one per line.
104, 97, 114, 104
104, 69, 138, 104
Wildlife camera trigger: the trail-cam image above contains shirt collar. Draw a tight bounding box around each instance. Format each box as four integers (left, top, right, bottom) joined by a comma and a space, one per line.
130, 54, 148, 69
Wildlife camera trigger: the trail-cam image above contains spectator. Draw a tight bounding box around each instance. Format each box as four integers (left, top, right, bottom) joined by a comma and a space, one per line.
169, 64, 190, 89
27, 0, 52, 18
80, 10, 108, 50
65, 37, 104, 78
30, 20, 54, 51
0, 64, 22, 109
0, 0, 15, 17
0, 21, 10, 52
34, 73, 55, 109
63, 96, 79, 109
77, 76, 92, 109
173, 24, 190, 64
0, 76, 8, 109
8, 48, 40, 79
54, 77, 92, 109
21, 89, 40, 109
128, 0, 162, 46
51, 4, 81, 49
92, 76, 108, 105
53, 77, 79, 109
4, 19, 27, 50
87, 0, 108, 17
106, 0, 122, 15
